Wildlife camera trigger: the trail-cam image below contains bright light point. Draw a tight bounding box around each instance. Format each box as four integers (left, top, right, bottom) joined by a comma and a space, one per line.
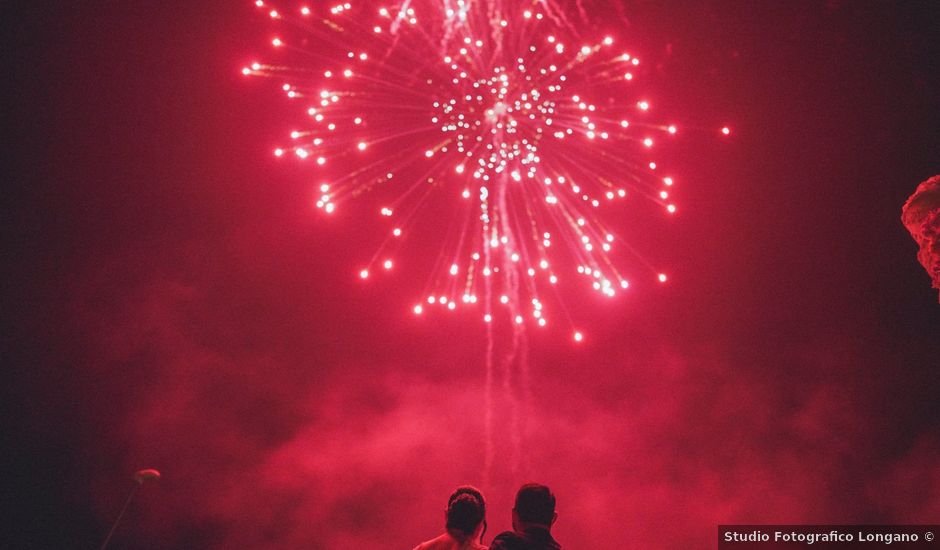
455, 165, 465, 174
383, 260, 392, 270
359, 269, 369, 279
722, 126, 731, 135
664, 177, 674, 186
269, 9, 279, 18
668, 125, 677, 134
316, 156, 326, 165
324, 203, 335, 213
624, 73, 633, 80
380, 207, 393, 216
667, 204, 677, 213
461, 189, 470, 199
658, 273, 668, 282
450, 264, 459, 275
343, 69, 353, 77
581, 46, 592, 55
603, 36, 614, 45
620, 280, 630, 289
413, 305, 423, 314
241, 67, 251, 76
274, 148, 284, 157
515, 315, 523, 324
484, 314, 492, 323
272, 38, 282, 47
392, 228, 402, 237
301, 6, 311, 15
574, 331, 584, 342
643, 138, 654, 147
500, 295, 509, 304
357, 142, 367, 151
549, 275, 558, 284
448, 302, 457, 310
620, 120, 629, 128
638, 101, 649, 110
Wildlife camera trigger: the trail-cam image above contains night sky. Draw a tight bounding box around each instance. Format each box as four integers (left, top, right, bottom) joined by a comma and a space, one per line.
3, 1, 939, 548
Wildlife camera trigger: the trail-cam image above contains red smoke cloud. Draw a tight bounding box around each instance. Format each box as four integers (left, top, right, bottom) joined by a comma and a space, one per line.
67, 255, 939, 548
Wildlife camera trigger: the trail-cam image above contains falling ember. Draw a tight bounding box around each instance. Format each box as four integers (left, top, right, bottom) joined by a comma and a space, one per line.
247, 0, 723, 334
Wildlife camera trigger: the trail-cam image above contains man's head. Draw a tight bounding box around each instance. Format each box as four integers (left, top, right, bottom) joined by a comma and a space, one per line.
445, 486, 486, 542
511, 483, 557, 531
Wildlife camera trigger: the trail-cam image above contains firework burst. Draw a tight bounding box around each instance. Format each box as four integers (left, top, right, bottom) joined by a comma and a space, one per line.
243, 0, 727, 340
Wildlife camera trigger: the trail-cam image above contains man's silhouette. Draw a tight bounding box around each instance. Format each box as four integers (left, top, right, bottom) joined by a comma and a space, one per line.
489, 483, 562, 550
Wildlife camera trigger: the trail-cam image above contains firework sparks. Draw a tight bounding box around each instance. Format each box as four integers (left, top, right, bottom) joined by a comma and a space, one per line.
243, 0, 727, 339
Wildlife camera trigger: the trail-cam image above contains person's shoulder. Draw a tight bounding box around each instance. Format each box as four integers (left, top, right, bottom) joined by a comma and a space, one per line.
413, 533, 448, 550
489, 530, 524, 549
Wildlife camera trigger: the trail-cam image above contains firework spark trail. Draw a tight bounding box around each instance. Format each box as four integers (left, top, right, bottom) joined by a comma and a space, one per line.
244, 0, 729, 483
483, 317, 495, 486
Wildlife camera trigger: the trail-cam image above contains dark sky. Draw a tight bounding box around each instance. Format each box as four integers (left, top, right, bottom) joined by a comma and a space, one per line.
3, 1, 939, 548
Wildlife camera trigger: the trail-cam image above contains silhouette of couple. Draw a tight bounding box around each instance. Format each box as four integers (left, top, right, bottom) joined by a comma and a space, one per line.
413, 483, 562, 550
